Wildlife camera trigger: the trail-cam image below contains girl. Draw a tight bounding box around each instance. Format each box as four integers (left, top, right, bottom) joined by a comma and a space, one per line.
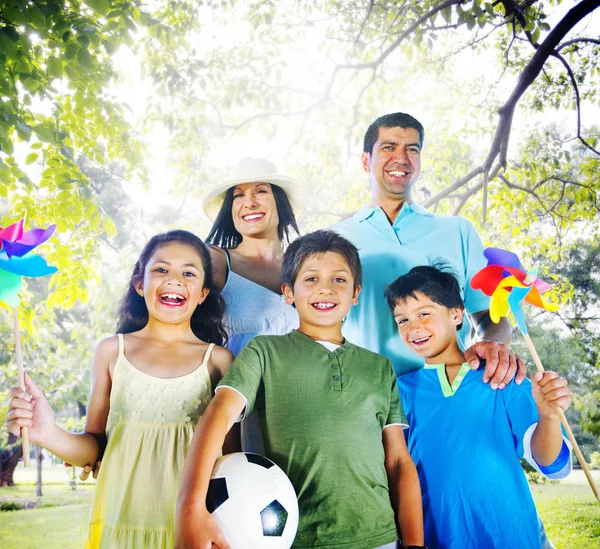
7, 230, 238, 549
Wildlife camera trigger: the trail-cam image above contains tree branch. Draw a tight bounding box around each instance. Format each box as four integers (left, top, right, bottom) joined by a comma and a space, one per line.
550, 50, 600, 156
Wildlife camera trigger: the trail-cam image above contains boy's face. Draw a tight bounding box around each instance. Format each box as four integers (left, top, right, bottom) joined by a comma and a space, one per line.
392, 291, 463, 362
282, 251, 360, 331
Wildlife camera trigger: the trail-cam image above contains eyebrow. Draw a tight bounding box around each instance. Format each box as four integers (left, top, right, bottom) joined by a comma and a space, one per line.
233, 182, 271, 192
301, 268, 352, 274
379, 140, 421, 150
152, 260, 200, 269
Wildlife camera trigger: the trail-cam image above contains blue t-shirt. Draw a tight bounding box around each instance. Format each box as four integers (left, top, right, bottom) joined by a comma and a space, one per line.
398, 364, 572, 549
333, 203, 490, 376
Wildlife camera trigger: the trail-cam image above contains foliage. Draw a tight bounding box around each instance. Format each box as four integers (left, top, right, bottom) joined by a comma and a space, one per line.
0, 0, 152, 308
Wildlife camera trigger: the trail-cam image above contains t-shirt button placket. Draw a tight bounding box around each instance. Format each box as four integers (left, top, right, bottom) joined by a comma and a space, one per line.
331, 358, 342, 391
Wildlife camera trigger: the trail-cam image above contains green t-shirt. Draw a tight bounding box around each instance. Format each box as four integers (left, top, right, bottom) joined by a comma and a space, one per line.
218, 330, 407, 549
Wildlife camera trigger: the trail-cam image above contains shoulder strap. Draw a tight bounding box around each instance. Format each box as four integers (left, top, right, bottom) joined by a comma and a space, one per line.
202, 343, 216, 367
117, 333, 125, 357
222, 248, 232, 271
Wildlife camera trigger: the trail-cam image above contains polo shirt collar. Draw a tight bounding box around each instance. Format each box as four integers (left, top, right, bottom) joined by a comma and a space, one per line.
352, 202, 433, 223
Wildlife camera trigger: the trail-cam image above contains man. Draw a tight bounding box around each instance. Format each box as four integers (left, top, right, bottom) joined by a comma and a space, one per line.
334, 112, 525, 388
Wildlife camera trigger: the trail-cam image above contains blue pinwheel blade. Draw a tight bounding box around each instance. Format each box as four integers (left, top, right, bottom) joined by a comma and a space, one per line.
0, 250, 57, 277
507, 286, 532, 335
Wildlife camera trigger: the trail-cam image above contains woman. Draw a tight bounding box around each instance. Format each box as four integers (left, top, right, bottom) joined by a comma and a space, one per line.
204, 158, 301, 450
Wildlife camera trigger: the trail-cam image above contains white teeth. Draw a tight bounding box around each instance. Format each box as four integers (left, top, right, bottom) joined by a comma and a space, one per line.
413, 337, 429, 343
313, 302, 335, 309
243, 213, 264, 221
162, 293, 184, 300
389, 170, 407, 177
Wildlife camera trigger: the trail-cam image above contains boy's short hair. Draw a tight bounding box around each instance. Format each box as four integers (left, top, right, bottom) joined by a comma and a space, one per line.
282, 230, 362, 291
385, 262, 465, 329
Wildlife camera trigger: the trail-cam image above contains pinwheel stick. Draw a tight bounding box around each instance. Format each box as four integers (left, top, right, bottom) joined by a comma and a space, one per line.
522, 333, 600, 503
12, 308, 30, 467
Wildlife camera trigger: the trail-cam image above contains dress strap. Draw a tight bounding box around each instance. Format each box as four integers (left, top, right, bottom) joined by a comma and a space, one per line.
202, 343, 216, 367
117, 333, 125, 357
223, 248, 232, 271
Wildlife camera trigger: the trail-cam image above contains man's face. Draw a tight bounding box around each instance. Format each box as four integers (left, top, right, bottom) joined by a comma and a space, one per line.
362, 126, 422, 205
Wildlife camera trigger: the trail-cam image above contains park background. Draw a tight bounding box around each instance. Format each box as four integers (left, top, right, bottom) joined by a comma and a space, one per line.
0, 0, 599, 547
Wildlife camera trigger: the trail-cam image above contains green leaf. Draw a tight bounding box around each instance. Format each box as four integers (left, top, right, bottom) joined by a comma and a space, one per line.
65, 43, 78, 60
27, 7, 47, 30
85, 0, 110, 15
77, 47, 93, 68
16, 121, 32, 136
89, 211, 102, 229
34, 125, 54, 143
0, 26, 20, 43
22, 77, 39, 91
47, 56, 63, 78
102, 217, 117, 237
441, 6, 452, 23
25, 152, 38, 164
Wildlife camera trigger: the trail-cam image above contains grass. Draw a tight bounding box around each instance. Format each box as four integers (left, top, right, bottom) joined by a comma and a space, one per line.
0, 464, 599, 548
533, 469, 600, 548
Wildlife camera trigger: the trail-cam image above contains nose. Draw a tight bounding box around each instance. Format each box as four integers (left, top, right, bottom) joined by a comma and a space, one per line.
240, 191, 259, 209
407, 318, 421, 334
167, 276, 183, 287
392, 147, 409, 164
317, 280, 335, 294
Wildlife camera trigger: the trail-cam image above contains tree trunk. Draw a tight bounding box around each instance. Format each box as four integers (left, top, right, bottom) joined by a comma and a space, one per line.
36, 445, 43, 497
0, 433, 22, 487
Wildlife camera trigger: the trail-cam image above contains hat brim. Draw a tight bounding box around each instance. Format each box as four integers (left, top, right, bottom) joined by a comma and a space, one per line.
202, 175, 304, 222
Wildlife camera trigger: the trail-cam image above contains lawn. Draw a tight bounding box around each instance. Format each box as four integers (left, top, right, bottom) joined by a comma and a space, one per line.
1, 464, 599, 548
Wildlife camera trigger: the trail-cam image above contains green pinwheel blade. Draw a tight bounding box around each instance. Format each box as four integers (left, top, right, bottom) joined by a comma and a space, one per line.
0, 268, 22, 306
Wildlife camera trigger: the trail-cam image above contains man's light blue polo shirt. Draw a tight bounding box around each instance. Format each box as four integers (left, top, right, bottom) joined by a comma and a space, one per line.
333, 202, 490, 376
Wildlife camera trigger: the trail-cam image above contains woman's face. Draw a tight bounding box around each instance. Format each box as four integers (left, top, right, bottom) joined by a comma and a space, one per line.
231, 182, 280, 239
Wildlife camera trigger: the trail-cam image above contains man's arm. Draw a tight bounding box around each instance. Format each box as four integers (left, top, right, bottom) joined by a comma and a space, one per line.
465, 310, 526, 389
383, 425, 424, 546
175, 388, 246, 549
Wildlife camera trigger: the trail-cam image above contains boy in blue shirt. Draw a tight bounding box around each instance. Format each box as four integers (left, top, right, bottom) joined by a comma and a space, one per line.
385, 264, 572, 549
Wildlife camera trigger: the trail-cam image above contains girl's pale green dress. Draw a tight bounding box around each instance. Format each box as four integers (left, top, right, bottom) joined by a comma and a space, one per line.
85, 334, 214, 549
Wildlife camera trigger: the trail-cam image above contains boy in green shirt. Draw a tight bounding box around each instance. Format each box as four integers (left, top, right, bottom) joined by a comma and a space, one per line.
176, 229, 424, 549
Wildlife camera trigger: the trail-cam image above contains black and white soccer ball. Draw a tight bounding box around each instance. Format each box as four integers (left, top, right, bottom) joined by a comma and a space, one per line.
206, 452, 299, 549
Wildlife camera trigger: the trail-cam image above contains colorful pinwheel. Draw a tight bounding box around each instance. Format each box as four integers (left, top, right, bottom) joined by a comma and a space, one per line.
471, 247, 599, 503
470, 247, 559, 334
0, 218, 57, 467
0, 218, 57, 306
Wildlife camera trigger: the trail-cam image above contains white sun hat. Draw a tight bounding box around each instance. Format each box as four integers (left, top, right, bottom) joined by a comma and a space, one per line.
202, 157, 304, 221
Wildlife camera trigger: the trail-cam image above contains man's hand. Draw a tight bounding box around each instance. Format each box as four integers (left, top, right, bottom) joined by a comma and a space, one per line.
464, 340, 526, 389
532, 371, 571, 420
175, 508, 230, 549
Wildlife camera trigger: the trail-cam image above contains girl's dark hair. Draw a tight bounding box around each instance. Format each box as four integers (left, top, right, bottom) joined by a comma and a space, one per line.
206, 184, 299, 249
117, 230, 228, 345
385, 261, 464, 329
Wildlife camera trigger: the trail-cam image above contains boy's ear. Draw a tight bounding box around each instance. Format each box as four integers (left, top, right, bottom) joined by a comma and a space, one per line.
452, 307, 464, 326
282, 283, 294, 305
351, 284, 361, 305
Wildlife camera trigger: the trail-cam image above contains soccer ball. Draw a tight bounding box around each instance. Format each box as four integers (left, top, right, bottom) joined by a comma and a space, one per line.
206, 452, 299, 549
